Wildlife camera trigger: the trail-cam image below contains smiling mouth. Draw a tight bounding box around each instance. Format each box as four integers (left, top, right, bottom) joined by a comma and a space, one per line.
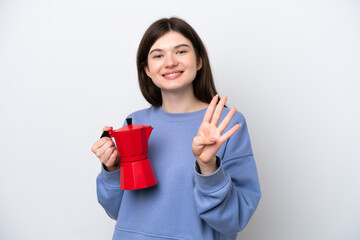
163, 71, 183, 77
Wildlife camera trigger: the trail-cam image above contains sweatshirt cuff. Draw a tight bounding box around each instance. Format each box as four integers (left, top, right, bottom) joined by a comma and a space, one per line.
98, 164, 120, 187
194, 157, 230, 192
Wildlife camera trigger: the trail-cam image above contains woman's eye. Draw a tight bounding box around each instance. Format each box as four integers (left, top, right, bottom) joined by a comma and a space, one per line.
153, 55, 163, 59
177, 50, 186, 54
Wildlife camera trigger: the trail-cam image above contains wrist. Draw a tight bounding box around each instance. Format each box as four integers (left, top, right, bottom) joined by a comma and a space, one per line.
103, 163, 120, 172
196, 156, 217, 175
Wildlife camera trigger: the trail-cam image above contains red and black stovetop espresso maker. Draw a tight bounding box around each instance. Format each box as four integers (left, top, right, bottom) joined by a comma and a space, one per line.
101, 118, 157, 190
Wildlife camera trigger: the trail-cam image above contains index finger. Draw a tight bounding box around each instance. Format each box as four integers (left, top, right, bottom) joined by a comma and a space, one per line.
203, 95, 218, 123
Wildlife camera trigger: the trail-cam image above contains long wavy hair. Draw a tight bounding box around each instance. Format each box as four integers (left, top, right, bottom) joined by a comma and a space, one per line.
136, 17, 219, 106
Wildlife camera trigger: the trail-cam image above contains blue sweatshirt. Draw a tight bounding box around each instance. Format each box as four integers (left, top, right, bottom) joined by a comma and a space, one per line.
96, 106, 261, 240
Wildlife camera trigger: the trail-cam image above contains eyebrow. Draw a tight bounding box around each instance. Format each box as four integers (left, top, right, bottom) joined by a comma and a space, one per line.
149, 44, 191, 55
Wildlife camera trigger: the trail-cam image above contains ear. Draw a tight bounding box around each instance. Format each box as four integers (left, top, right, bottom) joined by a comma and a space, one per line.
144, 65, 151, 78
197, 57, 203, 71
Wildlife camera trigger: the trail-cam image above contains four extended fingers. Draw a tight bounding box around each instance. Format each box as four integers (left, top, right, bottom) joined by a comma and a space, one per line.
202, 95, 241, 142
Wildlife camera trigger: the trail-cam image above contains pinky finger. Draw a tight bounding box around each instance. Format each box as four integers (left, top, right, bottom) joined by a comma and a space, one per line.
220, 124, 241, 142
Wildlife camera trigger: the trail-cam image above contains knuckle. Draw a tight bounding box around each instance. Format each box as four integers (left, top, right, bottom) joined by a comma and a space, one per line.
105, 140, 113, 147
109, 153, 117, 162
104, 148, 113, 155
101, 154, 109, 163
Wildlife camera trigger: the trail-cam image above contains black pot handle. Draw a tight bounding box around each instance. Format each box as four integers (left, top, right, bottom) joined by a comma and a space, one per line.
100, 130, 110, 139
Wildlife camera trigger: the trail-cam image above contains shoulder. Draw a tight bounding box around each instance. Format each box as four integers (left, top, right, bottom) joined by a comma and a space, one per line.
127, 107, 153, 118
126, 106, 158, 124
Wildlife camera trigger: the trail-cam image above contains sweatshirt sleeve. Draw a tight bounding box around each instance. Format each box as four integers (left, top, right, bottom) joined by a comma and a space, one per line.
96, 164, 124, 220
193, 112, 261, 236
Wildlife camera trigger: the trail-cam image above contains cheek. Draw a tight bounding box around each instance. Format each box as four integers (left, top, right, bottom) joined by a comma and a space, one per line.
147, 63, 161, 76
188, 55, 199, 70
145, 64, 160, 84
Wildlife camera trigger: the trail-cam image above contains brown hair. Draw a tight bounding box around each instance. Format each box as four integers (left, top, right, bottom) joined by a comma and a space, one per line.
136, 17, 219, 106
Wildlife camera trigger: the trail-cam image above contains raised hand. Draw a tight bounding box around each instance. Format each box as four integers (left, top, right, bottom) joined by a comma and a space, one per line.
192, 95, 241, 175
91, 126, 120, 172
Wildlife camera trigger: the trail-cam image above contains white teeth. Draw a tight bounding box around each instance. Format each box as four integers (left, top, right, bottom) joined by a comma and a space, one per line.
164, 72, 181, 77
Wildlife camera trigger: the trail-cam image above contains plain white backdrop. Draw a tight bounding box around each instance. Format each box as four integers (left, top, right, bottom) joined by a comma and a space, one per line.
1, 0, 359, 239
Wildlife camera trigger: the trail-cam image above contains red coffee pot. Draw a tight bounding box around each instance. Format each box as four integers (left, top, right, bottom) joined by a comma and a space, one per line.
102, 118, 157, 190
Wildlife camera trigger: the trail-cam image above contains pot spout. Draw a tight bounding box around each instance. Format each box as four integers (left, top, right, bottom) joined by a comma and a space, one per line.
145, 127, 153, 140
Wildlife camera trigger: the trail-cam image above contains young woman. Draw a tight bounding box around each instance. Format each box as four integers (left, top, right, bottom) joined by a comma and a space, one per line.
91, 17, 261, 240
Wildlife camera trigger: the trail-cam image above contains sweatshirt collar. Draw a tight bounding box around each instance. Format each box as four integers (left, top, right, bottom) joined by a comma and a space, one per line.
153, 106, 207, 121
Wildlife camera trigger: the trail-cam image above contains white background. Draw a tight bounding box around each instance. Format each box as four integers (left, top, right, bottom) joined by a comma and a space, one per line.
1, 0, 359, 239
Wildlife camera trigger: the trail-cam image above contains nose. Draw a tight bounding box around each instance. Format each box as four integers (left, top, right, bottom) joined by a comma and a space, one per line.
164, 54, 178, 68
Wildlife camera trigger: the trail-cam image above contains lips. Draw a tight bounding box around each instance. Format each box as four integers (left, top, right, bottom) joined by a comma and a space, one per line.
162, 71, 184, 80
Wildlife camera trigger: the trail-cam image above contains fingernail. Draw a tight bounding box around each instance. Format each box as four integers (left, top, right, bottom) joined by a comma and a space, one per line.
210, 137, 217, 142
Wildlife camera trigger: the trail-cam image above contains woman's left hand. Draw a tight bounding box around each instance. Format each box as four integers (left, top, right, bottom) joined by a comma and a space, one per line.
192, 95, 241, 175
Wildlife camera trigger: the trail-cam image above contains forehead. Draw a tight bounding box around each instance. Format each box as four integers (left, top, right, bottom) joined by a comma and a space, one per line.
150, 31, 193, 51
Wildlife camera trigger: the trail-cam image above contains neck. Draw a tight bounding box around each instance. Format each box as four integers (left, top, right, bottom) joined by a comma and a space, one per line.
161, 88, 208, 113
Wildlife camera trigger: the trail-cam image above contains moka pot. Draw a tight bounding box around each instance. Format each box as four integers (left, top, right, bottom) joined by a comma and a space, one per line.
101, 118, 157, 190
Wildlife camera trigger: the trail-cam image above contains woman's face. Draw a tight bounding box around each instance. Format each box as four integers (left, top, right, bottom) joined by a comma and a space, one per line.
145, 31, 202, 94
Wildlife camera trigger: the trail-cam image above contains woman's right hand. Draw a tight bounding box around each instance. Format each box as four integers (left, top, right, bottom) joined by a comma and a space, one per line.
91, 126, 120, 172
